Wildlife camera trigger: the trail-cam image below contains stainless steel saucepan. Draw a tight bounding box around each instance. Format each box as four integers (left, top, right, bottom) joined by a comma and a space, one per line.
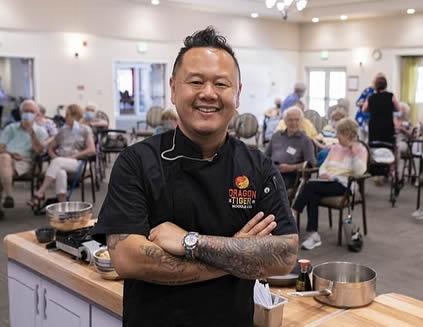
289, 261, 377, 308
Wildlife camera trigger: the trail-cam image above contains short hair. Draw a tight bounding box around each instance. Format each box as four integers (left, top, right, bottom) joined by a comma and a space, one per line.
85, 103, 97, 112
330, 108, 347, 121
172, 26, 241, 81
399, 102, 410, 120
294, 82, 306, 91
66, 104, 83, 121
336, 118, 359, 140
19, 99, 39, 113
283, 106, 304, 121
38, 104, 46, 115
374, 76, 387, 92
161, 108, 178, 121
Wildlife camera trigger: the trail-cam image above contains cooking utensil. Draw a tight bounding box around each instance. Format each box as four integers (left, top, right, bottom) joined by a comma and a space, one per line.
46, 202, 93, 231
266, 274, 298, 287
288, 261, 376, 308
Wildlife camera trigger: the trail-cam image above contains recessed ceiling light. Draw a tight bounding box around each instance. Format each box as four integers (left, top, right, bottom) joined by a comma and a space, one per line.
265, 0, 277, 9
407, 8, 416, 15
340, 15, 348, 21
312, 17, 319, 23
251, 13, 259, 18
151, 0, 160, 5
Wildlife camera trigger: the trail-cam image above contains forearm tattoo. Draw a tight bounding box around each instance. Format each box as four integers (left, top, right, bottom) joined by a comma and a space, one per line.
106, 234, 129, 250
139, 244, 214, 285
194, 235, 298, 279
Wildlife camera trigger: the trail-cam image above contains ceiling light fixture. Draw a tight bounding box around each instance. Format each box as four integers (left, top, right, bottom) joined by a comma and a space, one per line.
407, 8, 416, 15
340, 15, 348, 21
267, 0, 309, 20
151, 0, 160, 5
251, 13, 259, 18
312, 17, 319, 23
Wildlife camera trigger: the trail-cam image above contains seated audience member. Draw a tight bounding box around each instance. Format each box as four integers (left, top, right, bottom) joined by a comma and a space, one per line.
81, 103, 108, 130
292, 118, 367, 250
314, 108, 347, 166
263, 98, 282, 144
265, 106, 316, 189
35, 104, 58, 145
154, 109, 178, 135
29, 104, 95, 204
276, 101, 319, 140
0, 100, 47, 214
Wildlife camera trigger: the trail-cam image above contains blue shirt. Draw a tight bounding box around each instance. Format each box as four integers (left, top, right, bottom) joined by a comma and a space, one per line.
355, 87, 374, 127
281, 93, 300, 111
0, 122, 48, 159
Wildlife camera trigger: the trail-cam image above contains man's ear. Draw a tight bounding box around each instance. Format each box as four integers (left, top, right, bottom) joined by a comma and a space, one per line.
236, 83, 242, 108
170, 77, 176, 105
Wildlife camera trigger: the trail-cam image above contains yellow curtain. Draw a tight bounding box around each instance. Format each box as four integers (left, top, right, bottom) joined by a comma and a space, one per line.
400, 57, 419, 124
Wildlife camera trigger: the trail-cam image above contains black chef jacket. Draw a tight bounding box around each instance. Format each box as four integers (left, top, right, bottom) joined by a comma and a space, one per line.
92, 127, 297, 327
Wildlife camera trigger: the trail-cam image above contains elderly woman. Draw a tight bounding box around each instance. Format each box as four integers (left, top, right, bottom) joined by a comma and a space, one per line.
265, 106, 316, 190
292, 118, 368, 250
29, 104, 95, 204
395, 102, 413, 182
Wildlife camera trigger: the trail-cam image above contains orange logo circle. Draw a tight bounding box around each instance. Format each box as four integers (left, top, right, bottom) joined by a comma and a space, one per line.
235, 175, 249, 189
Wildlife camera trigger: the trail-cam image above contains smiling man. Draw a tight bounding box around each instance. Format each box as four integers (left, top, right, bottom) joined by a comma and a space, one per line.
92, 26, 298, 327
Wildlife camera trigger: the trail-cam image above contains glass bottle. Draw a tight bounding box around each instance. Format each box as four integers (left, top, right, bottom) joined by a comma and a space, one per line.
296, 259, 312, 292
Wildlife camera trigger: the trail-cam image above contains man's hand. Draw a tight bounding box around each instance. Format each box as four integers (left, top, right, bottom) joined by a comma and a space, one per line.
11, 153, 23, 161
149, 222, 186, 256
234, 212, 276, 238
279, 163, 294, 173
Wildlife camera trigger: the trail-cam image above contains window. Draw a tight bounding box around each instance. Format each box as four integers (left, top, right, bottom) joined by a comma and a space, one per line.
115, 62, 166, 116
307, 68, 346, 116
415, 66, 423, 103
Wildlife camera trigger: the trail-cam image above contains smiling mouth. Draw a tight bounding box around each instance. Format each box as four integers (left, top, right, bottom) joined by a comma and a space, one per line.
195, 106, 220, 113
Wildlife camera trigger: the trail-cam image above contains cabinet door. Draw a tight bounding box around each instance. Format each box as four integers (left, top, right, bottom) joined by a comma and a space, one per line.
91, 305, 122, 327
41, 279, 90, 327
7, 261, 41, 327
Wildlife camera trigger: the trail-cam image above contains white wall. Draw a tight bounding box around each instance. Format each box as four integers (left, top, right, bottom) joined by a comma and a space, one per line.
0, 0, 300, 127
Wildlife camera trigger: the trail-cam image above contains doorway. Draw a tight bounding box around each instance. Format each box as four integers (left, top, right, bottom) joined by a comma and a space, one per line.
307, 67, 346, 116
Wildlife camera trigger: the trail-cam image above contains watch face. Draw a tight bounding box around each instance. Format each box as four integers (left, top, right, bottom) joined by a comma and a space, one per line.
185, 234, 198, 247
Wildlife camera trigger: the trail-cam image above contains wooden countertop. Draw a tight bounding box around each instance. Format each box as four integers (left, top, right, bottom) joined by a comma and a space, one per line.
4, 231, 423, 326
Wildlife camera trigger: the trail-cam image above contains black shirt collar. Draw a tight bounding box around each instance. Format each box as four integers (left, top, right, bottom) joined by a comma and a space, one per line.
166, 127, 230, 162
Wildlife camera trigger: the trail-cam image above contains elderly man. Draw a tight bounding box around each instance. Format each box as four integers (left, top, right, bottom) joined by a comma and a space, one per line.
92, 26, 298, 327
0, 100, 47, 215
265, 106, 316, 190
281, 82, 307, 112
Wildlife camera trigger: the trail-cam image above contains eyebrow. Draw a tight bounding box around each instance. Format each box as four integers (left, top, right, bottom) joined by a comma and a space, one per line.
185, 72, 231, 79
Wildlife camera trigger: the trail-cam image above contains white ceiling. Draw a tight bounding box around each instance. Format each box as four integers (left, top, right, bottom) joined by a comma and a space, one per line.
128, 0, 423, 22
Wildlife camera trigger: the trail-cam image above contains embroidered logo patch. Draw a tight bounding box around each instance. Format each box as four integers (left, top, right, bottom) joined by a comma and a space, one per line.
229, 175, 256, 209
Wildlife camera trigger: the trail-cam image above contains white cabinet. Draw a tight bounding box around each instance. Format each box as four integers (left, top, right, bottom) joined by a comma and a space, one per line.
8, 262, 41, 327
41, 279, 90, 327
91, 306, 122, 327
8, 261, 122, 327
7, 261, 89, 327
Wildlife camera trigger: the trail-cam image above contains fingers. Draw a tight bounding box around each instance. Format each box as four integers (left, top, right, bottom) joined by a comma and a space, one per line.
248, 214, 275, 236
239, 212, 265, 234
257, 221, 277, 236
148, 228, 157, 241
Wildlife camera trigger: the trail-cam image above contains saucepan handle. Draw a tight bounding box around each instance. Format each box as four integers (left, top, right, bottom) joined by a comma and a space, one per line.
288, 288, 332, 297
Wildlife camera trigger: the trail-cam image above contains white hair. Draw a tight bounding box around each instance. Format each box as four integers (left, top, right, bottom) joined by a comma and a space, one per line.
399, 102, 410, 120
19, 99, 39, 113
283, 106, 304, 121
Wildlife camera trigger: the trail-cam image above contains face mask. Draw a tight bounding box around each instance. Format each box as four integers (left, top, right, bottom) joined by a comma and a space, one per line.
71, 121, 80, 135
21, 112, 35, 122
84, 111, 95, 121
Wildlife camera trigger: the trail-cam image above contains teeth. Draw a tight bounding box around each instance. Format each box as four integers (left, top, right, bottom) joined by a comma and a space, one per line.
198, 107, 218, 113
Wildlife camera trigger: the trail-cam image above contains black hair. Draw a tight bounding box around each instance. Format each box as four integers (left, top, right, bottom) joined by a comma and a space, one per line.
172, 26, 241, 81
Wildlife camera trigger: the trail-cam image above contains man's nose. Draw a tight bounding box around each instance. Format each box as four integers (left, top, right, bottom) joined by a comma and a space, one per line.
199, 82, 218, 100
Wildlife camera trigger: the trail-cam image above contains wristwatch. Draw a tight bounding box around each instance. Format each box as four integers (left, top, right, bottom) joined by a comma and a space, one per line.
182, 232, 199, 260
